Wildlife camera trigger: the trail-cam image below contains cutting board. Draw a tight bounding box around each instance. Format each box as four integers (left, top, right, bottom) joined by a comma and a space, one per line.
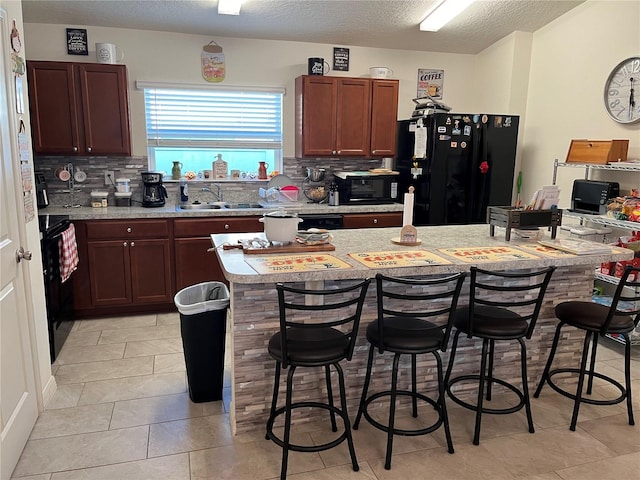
223, 241, 335, 254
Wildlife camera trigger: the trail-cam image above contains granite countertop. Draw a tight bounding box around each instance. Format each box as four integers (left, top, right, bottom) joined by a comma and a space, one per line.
211, 224, 634, 284
40, 202, 404, 219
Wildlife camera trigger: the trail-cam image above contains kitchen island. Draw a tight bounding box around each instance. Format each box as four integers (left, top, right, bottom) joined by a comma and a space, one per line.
212, 224, 633, 434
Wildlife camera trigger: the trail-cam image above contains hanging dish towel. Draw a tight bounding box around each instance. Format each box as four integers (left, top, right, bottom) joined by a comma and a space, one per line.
59, 223, 79, 283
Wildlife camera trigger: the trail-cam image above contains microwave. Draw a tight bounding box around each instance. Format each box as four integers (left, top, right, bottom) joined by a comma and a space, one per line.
333, 172, 399, 204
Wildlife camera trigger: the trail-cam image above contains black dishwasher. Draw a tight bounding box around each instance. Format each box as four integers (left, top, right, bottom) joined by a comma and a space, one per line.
298, 214, 343, 230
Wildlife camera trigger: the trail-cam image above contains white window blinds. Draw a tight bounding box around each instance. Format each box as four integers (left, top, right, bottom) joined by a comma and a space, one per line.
142, 86, 283, 148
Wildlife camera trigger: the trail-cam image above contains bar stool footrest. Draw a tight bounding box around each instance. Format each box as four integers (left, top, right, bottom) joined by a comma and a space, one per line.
266, 401, 351, 452
360, 389, 444, 436
544, 368, 627, 406
447, 374, 525, 414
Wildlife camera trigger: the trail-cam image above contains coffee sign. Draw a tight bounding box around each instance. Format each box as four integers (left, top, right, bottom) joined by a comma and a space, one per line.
417, 68, 444, 99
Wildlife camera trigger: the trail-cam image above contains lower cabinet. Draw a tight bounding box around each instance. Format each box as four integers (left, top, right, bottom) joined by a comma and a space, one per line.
74, 219, 174, 316
342, 212, 403, 228
173, 216, 262, 292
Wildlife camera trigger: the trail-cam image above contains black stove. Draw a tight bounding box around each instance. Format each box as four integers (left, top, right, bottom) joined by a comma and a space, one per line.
38, 214, 74, 361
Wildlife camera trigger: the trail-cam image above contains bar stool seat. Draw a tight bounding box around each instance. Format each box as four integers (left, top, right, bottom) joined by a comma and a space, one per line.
354, 272, 466, 470
265, 279, 370, 480
534, 265, 639, 431
445, 266, 556, 445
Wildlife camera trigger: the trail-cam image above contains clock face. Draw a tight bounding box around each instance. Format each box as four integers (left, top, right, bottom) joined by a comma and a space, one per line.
604, 57, 640, 124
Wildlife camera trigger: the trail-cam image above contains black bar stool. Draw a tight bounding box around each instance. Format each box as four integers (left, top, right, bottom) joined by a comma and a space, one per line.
265, 279, 370, 480
444, 266, 555, 445
534, 265, 640, 430
354, 272, 466, 470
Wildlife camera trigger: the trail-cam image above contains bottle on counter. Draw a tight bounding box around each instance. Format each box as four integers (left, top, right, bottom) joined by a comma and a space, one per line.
179, 179, 189, 203
213, 153, 228, 179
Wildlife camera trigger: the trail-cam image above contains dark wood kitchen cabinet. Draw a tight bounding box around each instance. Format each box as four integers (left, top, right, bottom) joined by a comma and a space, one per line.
74, 220, 173, 316
295, 75, 398, 158
27, 61, 131, 156
173, 216, 262, 291
342, 212, 403, 228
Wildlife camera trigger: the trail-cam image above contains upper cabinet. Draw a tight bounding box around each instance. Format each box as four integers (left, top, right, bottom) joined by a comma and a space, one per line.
27, 61, 131, 156
295, 75, 398, 158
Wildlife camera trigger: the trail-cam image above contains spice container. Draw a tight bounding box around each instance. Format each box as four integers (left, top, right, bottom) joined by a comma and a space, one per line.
90, 191, 109, 207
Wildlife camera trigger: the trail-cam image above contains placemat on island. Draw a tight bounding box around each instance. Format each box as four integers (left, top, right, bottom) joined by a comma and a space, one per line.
516, 243, 576, 257
437, 246, 540, 263
348, 250, 452, 268
245, 253, 352, 274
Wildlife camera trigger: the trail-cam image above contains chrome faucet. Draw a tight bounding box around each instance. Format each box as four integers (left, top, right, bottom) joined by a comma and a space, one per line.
202, 184, 223, 202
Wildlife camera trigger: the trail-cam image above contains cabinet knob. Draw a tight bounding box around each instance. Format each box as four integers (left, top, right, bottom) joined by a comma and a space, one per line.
87, 147, 92, 152
224, 224, 230, 230
332, 150, 336, 155
127, 227, 132, 233
131, 241, 135, 247
337, 150, 341, 154
73, 146, 78, 152
372, 150, 376, 154
123, 241, 127, 247
373, 218, 378, 224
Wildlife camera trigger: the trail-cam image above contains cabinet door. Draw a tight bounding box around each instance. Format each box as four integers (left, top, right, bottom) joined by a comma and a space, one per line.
370, 80, 399, 157
77, 64, 131, 156
87, 240, 131, 306
295, 76, 337, 157
335, 78, 371, 156
343, 212, 403, 228
129, 239, 173, 304
174, 237, 224, 292
27, 62, 80, 155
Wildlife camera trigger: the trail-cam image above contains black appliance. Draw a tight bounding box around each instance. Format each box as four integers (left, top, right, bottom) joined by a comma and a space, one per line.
333, 172, 399, 204
35, 171, 49, 208
299, 214, 343, 230
141, 171, 168, 207
38, 214, 74, 362
395, 114, 519, 225
570, 179, 620, 215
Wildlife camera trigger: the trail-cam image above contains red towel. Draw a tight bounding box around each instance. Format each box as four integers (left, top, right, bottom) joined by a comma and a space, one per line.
59, 223, 78, 283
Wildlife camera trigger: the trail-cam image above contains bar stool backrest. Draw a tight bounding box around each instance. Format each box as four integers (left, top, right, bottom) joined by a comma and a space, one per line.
468, 266, 556, 339
276, 279, 371, 367
375, 272, 466, 353
602, 265, 640, 335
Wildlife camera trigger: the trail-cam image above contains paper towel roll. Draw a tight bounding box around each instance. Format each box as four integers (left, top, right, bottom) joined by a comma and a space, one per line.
403, 191, 414, 226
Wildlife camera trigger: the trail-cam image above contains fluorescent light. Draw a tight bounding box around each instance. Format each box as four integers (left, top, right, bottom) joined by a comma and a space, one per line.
218, 0, 243, 15
420, 0, 475, 32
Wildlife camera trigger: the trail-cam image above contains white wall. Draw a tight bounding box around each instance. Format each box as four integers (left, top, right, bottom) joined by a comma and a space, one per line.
23, 24, 478, 157
521, 0, 640, 206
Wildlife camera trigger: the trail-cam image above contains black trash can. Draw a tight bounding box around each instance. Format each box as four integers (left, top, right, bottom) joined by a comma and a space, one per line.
174, 281, 230, 402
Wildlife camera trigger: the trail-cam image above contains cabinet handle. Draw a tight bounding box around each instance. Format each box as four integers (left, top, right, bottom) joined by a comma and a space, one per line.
87, 146, 92, 152
131, 241, 135, 247
373, 218, 378, 224
127, 227, 132, 233
224, 224, 230, 230
123, 242, 127, 247
73, 146, 78, 152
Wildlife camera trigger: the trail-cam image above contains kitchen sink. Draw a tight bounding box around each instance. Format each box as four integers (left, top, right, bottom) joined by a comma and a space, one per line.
223, 203, 263, 209
177, 204, 222, 210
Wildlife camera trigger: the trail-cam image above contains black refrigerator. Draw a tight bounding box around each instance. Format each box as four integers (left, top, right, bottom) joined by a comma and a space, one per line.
395, 113, 519, 226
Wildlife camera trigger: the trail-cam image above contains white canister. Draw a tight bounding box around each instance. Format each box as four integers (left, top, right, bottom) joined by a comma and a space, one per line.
369, 66, 393, 78
96, 43, 124, 64
259, 210, 302, 244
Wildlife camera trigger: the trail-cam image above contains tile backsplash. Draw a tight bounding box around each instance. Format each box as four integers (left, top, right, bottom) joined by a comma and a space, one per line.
34, 155, 385, 207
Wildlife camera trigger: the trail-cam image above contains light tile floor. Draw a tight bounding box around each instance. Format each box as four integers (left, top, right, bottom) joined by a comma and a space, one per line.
12, 313, 640, 480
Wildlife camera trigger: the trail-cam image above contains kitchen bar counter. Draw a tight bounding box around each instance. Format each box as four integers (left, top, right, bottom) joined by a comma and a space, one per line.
211, 225, 633, 434
40, 202, 403, 219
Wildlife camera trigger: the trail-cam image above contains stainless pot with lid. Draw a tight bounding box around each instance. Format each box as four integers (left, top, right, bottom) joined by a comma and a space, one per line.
259, 209, 302, 244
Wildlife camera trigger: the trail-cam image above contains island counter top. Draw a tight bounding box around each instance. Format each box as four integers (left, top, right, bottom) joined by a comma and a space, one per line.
211, 224, 633, 435
211, 224, 633, 283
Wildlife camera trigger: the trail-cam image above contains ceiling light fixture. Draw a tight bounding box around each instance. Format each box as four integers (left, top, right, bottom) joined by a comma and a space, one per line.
218, 0, 243, 15
419, 0, 475, 32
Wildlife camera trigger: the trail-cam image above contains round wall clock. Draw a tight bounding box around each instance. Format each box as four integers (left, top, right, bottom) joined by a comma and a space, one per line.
603, 56, 640, 124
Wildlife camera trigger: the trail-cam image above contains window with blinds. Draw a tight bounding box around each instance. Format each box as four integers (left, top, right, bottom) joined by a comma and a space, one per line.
142, 85, 283, 179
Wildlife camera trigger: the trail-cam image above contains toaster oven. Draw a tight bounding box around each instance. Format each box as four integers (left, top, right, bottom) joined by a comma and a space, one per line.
570, 180, 619, 215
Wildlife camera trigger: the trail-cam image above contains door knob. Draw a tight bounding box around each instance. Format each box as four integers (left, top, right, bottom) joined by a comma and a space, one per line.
16, 247, 33, 263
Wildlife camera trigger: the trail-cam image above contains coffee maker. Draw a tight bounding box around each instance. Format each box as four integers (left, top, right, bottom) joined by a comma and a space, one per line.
141, 171, 168, 207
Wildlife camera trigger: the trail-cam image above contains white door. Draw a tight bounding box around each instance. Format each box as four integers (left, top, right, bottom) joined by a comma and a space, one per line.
0, 8, 39, 479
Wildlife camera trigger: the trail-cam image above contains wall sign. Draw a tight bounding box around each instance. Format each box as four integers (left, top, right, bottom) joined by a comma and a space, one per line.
333, 47, 349, 72
66, 28, 88, 55
417, 68, 444, 99
202, 41, 225, 82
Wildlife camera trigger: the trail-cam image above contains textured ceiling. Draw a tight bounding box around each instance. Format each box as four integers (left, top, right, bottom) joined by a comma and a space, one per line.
21, 0, 585, 54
